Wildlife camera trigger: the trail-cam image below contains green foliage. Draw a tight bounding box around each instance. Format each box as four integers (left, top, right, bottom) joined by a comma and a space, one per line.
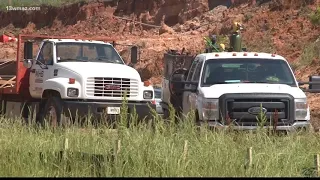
204, 37, 220, 52
256, 104, 268, 129
216, 35, 229, 47
0, 100, 317, 177
299, 41, 320, 67
309, 7, 320, 26
204, 35, 229, 53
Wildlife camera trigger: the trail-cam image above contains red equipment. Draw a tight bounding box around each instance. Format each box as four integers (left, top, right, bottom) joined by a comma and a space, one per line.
0, 34, 18, 43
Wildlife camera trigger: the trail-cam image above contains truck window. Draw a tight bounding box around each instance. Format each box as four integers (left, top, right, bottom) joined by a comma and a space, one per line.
56, 42, 124, 64
201, 58, 296, 87
155, 89, 161, 99
37, 42, 53, 65
192, 61, 203, 82
186, 59, 198, 81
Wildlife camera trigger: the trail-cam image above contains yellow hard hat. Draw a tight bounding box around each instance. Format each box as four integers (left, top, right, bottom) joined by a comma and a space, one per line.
220, 43, 225, 50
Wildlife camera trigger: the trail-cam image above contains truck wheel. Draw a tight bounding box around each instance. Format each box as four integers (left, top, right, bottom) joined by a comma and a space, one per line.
195, 111, 201, 126
163, 108, 169, 119
42, 96, 67, 128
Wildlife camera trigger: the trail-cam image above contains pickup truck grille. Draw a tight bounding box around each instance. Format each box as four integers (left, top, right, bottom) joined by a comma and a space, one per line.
86, 77, 139, 97
219, 93, 295, 126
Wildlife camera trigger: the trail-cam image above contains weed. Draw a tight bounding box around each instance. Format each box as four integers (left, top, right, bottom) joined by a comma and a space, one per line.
0, 100, 318, 177
244, 13, 253, 23
299, 41, 320, 67
309, 7, 320, 26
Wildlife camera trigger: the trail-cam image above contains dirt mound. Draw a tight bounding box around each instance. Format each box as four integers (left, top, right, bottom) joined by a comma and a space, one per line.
114, 0, 209, 26
0, 0, 209, 35
268, 0, 315, 11
1, 2, 89, 30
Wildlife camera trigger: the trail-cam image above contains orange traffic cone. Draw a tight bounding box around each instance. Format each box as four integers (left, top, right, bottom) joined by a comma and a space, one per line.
0, 34, 18, 43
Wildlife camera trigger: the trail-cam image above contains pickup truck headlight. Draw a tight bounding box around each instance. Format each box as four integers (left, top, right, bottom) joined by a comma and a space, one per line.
202, 98, 219, 120
295, 98, 308, 120
67, 88, 79, 97
143, 90, 153, 99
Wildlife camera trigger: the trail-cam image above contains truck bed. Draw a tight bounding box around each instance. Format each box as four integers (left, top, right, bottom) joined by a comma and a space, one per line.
0, 60, 17, 88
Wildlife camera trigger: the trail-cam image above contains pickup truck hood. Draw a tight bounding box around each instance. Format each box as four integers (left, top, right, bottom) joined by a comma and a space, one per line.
201, 83, 306, 99
56, 62, 141, 80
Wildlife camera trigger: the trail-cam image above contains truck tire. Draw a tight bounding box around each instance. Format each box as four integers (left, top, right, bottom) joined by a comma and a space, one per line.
163, 108, 169, 119
40, 96, 68, 128
195, 111, 201, 127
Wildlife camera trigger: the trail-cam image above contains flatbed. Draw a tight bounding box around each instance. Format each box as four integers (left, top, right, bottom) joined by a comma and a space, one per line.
0, 34, 156, 126
0, 34, 115, 96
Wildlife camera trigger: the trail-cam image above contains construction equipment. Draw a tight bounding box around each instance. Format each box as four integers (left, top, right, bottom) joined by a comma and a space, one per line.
204, 21, 247, 53
229, 21, 246, 52
0, 34, 18, 43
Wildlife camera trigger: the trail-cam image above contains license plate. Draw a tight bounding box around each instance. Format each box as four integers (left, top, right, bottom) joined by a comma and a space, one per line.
107, 107, 121, 115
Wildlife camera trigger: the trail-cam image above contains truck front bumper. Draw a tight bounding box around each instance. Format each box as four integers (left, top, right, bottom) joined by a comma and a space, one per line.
62, 100, 156, 122
198, 120, 311, 132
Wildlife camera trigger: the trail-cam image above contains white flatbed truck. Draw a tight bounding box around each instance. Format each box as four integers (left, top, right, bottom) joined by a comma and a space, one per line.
0, 34, 156, 126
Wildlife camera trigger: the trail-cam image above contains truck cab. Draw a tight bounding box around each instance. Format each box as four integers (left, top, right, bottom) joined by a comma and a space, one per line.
20, 37, 155, 125
163, 51, 320, 131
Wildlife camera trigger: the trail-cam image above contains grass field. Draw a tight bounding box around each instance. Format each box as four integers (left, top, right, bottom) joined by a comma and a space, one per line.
0, 106, 320, 177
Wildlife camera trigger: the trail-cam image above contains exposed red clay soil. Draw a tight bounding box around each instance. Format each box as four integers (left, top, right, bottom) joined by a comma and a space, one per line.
1, 0, 320, 128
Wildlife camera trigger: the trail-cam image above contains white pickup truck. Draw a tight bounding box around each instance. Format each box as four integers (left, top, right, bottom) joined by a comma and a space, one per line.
162, 51, 320, 131
0, 35, 156, 126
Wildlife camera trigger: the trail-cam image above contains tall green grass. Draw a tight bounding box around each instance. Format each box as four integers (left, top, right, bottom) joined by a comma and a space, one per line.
0, 105, 319, 177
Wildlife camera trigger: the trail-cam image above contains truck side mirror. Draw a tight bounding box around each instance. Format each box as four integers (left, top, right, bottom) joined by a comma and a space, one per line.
131, 46, 138, 64
24, 41, 33, 60
299, 75, 320, 93
23, 59, 32, 69
23, 41, 33, 69
309, 75, 320, 93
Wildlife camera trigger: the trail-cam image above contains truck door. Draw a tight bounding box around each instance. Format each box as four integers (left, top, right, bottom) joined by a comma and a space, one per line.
29, 42, 54, 98
182, 57, 199, 116
190, 60, 203, 112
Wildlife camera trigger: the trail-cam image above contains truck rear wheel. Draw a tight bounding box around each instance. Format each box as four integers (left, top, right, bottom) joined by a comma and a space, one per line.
41, 96, 68, 128
163, 108, 169, 119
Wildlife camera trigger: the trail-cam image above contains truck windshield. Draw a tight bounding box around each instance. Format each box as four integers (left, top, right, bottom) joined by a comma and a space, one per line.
201, 58, 296, 87
56, 42, 124, 64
